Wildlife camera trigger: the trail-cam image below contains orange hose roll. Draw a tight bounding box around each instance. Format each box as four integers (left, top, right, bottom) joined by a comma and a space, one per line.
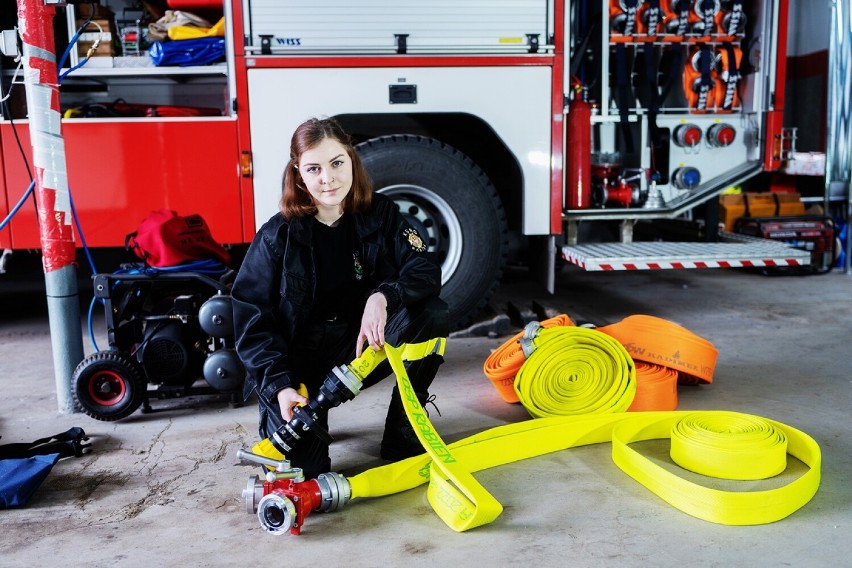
483, 314, 575, 403
597, 315, 718, 385
629, 362, 679, 411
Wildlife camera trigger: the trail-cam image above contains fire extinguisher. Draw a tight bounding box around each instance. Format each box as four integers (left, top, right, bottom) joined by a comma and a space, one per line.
566, 85, 592, 209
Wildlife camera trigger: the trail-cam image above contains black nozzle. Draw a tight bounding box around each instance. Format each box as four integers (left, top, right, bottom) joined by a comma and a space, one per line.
269, 365, 363, 454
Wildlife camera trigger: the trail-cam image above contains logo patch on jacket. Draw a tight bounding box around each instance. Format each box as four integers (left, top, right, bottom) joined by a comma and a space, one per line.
353, 250, 364, 280
403, 227, 427, 252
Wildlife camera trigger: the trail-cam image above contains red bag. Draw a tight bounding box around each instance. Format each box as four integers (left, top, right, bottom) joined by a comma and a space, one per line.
125, 209, 230, 268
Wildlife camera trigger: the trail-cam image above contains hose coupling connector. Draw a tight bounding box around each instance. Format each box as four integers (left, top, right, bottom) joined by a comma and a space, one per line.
519, 321, 543, 358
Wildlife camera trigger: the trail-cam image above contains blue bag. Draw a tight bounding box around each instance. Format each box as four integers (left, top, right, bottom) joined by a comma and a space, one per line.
0, 427, 91, 509
0, 454, 61, 508
148, 38, 226, 67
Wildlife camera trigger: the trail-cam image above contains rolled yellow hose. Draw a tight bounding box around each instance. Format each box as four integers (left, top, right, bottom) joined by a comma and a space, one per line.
483, 314, 574, 403
513, 326, 636, 418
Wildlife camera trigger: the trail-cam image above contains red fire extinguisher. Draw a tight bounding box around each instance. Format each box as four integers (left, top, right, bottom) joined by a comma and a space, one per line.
566, 84, 592, 209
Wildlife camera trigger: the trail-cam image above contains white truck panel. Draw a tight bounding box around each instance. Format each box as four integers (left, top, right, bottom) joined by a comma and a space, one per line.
243, 0, 549, 53
246, 66, 552, 234
653, 113, 759, 204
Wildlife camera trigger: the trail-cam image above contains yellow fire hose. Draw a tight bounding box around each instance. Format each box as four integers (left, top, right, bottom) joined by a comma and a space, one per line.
348, 333, 820, 530
254, 331, 821, 531
512, 326, 636, 417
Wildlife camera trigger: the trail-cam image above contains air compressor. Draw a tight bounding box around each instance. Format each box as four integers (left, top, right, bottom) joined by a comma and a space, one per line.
72, 270, 245, 421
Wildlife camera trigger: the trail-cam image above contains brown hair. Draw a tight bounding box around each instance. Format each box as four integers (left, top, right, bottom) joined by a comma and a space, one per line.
280, 117, 372, 218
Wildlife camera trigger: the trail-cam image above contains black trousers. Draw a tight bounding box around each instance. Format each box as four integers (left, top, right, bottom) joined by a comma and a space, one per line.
257, 296, 449, 478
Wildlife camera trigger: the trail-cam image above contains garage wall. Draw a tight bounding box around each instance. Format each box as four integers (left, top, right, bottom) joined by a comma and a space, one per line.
785, 0, 830, 152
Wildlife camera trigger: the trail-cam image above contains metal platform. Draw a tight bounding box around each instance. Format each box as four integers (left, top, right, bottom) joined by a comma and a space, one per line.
561, 233, 813, 271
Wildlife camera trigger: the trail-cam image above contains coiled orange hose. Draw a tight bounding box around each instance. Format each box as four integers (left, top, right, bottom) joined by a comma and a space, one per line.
597, 315, 718, 384
629, 362, 679, 411
483, 313, 574, 402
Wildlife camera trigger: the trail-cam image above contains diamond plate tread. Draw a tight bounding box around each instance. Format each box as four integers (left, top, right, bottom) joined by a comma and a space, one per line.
561, 239, 812, 271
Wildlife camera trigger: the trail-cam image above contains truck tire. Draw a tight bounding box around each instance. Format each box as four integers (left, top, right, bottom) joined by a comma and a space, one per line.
72, 350, 147, 421
356, 135, 509, 330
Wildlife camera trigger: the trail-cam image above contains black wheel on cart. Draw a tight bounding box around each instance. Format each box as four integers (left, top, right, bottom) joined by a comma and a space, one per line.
357, 135, 509, 330
72, 350, 147, 421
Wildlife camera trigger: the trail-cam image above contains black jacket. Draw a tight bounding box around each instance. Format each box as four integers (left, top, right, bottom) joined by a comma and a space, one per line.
231, 193, 441, 404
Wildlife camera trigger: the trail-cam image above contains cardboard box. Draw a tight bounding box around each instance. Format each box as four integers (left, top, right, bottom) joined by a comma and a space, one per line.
718, 192, 806, 232
76, 19, 116, 57
75, 3, 114, 20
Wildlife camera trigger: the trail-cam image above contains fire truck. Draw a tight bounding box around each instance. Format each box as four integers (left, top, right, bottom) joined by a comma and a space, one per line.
0, 0, 809, 329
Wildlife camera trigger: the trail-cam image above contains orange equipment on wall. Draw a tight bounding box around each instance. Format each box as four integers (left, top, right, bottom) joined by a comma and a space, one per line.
610, 0, 643, 38
716, 43, 742, 111
684, 44, 719, 112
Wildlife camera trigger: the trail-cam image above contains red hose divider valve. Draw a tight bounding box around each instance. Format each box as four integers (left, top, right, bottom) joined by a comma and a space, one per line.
238, 449, 351, 536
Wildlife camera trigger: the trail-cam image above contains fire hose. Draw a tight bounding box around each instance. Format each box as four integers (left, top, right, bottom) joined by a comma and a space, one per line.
485, 314, 696, 409
482, 313, 574, 403
597, 314, 718, 385
513, 325, 636, 417
238, 328, 821, 534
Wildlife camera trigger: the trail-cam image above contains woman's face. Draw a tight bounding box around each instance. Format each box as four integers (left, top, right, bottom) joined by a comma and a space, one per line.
297, 137, 353, 215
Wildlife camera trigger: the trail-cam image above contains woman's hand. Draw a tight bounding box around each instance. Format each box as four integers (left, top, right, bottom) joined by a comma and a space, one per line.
357, 292, 388, 357
276, 386, 308, 422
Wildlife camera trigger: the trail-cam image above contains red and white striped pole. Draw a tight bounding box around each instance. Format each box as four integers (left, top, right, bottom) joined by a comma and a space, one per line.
17, 0, 84, 413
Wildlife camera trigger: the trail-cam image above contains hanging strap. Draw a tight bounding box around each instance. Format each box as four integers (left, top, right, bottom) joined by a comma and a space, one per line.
0, 427, 90, 460
643, 0, 661, 37
614, 43, 636, 153
720, 42, 741, 110
622, 0, 641, 36
697, 0, 718, 34
724, 0, 745, 36
695, 44, 716, 110
673, 0, 690, 36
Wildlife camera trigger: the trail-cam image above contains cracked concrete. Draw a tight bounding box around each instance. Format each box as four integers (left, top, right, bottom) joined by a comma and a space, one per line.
1, 265, 852, 567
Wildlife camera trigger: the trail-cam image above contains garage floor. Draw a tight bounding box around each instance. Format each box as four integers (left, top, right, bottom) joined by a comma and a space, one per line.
1, 263, 850, 567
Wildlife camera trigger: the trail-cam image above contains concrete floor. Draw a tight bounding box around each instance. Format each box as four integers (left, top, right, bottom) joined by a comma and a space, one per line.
1, 262, 851, 567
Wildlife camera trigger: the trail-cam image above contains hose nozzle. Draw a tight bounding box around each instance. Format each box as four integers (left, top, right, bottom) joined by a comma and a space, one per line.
269, 354, 382, 454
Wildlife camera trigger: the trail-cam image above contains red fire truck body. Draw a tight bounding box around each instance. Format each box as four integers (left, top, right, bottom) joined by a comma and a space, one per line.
1, 0, 805, 327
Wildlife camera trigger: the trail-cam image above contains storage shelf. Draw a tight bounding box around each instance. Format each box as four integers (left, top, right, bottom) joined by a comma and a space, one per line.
59, 63, 227, 78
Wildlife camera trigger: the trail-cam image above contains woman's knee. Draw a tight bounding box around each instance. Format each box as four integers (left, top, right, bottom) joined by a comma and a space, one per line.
386, 296, 449, 342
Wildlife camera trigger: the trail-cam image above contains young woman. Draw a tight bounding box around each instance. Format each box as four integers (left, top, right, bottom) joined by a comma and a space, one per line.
232, 117, 449, 479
